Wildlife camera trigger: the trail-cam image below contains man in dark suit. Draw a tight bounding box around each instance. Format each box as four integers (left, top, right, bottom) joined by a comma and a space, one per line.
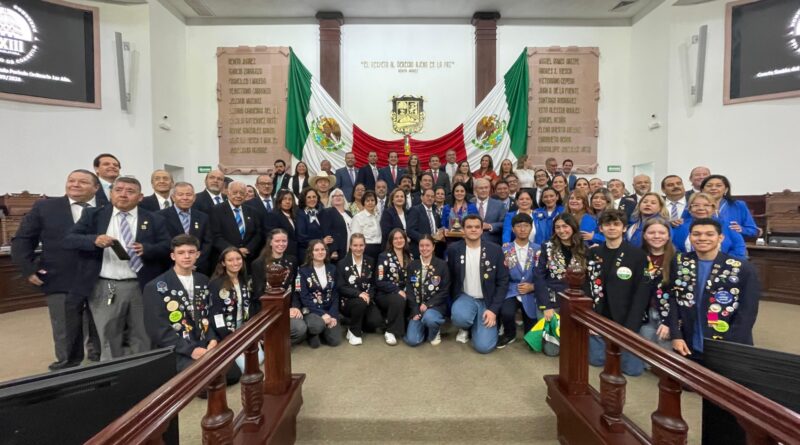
356, 150, 380, 191
65, 176, 171, 361
245, 174, 279, 235
272, 159, 292, 197
92, 153, 121, 206
335, 152, 358, 201
158, 182, 213, 273
193, 169, 226, 215
12, 169, 101, 370
472, 178, 507, 245
426, 155, 451, 197
210, 181, 262, 267
608, 179, 634, 222
686, 166, 711, 201
562, 159, 578, 190
447, 214, 509, 354
585, 209, 650, 376
406, 188, 444, 258
139, 169, 174, 212
378, 151, 405, 192
492, 180, 515, 211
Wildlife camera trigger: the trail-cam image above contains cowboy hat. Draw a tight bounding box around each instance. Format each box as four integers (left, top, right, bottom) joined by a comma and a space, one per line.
309, 171, 337, 188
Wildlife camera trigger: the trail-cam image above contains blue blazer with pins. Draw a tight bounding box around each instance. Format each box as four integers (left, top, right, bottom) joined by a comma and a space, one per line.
64, 205, 171, 296
502, 241, 541, 320
298, 263, 339, 318
446, 240, 509, 315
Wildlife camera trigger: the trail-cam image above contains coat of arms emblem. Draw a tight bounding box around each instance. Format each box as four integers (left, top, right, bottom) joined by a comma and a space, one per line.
471, 114, 507, 151
391, 95, 425, 135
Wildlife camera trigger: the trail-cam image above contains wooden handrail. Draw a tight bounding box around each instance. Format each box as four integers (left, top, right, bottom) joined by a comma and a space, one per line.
86, 280, 305, 445
545, 266, 800, 445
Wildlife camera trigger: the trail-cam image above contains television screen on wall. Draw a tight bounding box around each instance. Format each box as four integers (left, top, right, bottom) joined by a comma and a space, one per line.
0, 0, 100, 108
725, 0, 800, 104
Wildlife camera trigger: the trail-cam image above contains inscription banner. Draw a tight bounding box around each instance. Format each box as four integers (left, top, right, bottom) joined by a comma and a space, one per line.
527, 47, 599, 174
217, 46, 290, 174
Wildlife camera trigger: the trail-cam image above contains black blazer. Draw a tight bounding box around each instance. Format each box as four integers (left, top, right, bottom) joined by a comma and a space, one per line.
244, 196, 277, 234
405, 257, 449, 317
428, 169, 451, 197
336, 253, 375, 303
12, 196, 83, 294
290, 175, 309, 197
193, 190, 225, 216
209, 204, 262, 263
617, 195, 637, 223
158, 207, 213, 273
207, 275, 255, 339
406, 204, 441, 257
64, 206, 171, 296
446, 241, 509, 315
271, 210, 299, 258
140, 194, 169, 212
320, 207, 351, 261
378, 166, 406, 192
142, 269, 215, 367
585, 241, 651, 332
251, 255, 299, 313
380, 206, 407, 247
272, 173, 292, 197
95, 188, 109, 207
356, 164, 378, 191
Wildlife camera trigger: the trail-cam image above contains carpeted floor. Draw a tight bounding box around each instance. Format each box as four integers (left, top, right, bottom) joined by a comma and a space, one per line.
1, 301, 799, 444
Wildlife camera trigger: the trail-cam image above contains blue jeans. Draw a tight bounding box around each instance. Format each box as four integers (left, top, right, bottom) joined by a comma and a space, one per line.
589, 335, 644, 377
638, 310, 672, 351
451, 294, 498, 354
403, 309, 445, 346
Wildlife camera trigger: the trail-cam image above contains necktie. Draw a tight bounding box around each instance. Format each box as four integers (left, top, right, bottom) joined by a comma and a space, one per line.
433, 171, 438, 183
214, 196, 222, 205
427, 208, 436, 233
74, 202, 89, 223
372, 166, 378, 181
392, 166, 397, 183
118, 212, 143, 272
234, 207, 245, 239
163, 200, 170, 209
670, 202, 678, 220
479, 201, 486, 219
350, 168, 356, 184
179, 211, 191, 234
264, 199, 272, 212
276, 175, 283, 190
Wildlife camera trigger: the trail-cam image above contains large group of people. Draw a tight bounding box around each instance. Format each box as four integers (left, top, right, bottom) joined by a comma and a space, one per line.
12, 151, 761, 380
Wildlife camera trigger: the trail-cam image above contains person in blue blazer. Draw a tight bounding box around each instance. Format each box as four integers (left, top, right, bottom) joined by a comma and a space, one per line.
441, 182, 478, 229
672, 193, 747, 259
296, 188, 327, 262
335, 152, 358, 202
532, 188, 564, 244
298, 240, 341, 348
701, 175, 759, 238
625, 192, 671, 248
498, 213, 541, 348
668, 218, 760, 361
472, 178, 506, 245
447, 215, 509, 354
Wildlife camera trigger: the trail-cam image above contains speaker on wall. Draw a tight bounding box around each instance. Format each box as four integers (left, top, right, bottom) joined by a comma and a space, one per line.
691, 25, 708, 105
115, 32, 133, 112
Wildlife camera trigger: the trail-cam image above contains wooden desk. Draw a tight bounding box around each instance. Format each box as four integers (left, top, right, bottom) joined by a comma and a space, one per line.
0, 252, 47, 314
747, 244, 800, 305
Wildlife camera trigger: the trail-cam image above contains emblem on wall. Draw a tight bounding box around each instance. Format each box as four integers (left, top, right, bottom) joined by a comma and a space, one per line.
391, 95, 425, 135
471, 114, 507, 151
0, 4, 39, 65
311, 116, 345, 152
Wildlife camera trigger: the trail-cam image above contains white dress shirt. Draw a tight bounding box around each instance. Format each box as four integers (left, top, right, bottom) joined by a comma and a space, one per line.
207, 190, 223, 204
156, 194, 171, 209
100, 207, 139, 280
516, 169, 535, 189
69, 197, 96, 223
666, 197, 687, 220
351, 210, 382, 244
99, 179, 113, 200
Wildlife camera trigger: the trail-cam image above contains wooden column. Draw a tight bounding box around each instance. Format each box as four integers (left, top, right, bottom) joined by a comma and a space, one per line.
471, 11, 500, 106
316, 11, 344, 104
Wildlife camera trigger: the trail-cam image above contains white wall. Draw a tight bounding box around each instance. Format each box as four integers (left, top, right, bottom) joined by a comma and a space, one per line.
498, 25, 632, 182
0, 0, 153, 196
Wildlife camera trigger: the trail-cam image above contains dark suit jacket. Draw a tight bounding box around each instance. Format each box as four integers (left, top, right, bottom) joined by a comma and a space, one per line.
427, 169, 451, 196
290, 175, 309, 196
64, 206, 171, 295
295, 208, 324, 255
618, 195, 638, 223
320, 207, 351, 261
446, 241, 509, 315
406, 257, 449, 317
298, 264, 339, 317
193, 190, 225, 216
207, 275, 256, 339
244, 196, 277, 233
356, 164, 379, 191
12, 196, 83, 294
140, 194, 169, 212
271, 210, 299, 258
380, 206, 407, 247
336, 253, 375, 303
272, 173, 292, 197
378, 165, 406, 192
158, 207, 213, 273
585, 241, 651, 332
406, 204, 441, 257
335, 167, 358, 201
95, 188, 110, 207
209, 204, 262, 263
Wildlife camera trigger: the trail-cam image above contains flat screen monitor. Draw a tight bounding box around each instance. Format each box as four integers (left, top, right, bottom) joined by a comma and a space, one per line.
0, 349, 178, 445
0, 0, 100, 108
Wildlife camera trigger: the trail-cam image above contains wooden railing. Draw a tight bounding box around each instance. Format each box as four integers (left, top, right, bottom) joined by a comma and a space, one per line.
545, 267, 800, 445
86, 281, 305, 444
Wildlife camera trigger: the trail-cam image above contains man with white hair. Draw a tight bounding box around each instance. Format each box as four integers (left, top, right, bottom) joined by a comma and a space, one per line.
472, 178, 507, 245
209, 181, 263, 266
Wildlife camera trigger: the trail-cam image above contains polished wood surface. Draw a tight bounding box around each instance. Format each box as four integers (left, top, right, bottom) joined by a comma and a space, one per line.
0, 254, 46, 314
545, 267, 800, 445
748, 244, 800, 305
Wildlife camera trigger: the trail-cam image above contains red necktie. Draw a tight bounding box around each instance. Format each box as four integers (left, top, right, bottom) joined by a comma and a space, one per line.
433, 171, 438, 183
392, 166, 396, 182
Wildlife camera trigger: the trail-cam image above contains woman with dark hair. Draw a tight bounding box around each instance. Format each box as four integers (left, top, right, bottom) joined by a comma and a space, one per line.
573, 177, 591, 195
456, 160, 474, 195
701, 174, 759, 238
350, 190, 383, 262
565, 190, 601, 246
532, 187, 564, 244
672, 192, 747, 258
532, 169, 550, 206
374, 228, 412, 346
290, 161, 309, 196
297, 187, 331, 261
626, 192, 670, 247
639, 218, 674, 350
251, 229, 306, 345
587, 188, 613, 244
433, 186, 447, 221
348, 183, 366, 215
551, 174, 569, 202
441, 182, 478, 230
534, 213, 587, 321
380, 188, 408, 247
208, 247, 254, 342
404, 234, 450, 346
298, 239, 341, 348
405, 153, 423, 192
336, 233, 383, 346
320, 188, 351, 263
273, 189, 299, 258
245, 184, 257, 201
473, 154, 498, 184
502, 189, 537, 244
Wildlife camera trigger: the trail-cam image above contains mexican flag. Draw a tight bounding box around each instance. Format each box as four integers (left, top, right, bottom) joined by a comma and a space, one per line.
285, 48, 529, 172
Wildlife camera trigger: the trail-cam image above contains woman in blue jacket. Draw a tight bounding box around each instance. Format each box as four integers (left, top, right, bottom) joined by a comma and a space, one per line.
701, 174, 759, 238
672, 193, 747, 258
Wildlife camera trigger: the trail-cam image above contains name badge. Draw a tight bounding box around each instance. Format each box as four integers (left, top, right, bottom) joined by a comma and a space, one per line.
616, 267, 632, 280
214, 314, 226, 329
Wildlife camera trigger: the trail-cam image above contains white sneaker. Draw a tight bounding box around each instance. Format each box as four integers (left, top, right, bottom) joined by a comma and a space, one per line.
430, 332, 442, 346
456, 329, 469, 344
384, 332, 397, 346
347, 330, 363, 346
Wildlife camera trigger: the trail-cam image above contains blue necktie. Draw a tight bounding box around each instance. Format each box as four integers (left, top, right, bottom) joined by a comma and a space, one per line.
179, 211, 191, 234
214, 196, 222, 205
264, 199, 272, 212
118, 212, 143, 272
234, 207, 245, 239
